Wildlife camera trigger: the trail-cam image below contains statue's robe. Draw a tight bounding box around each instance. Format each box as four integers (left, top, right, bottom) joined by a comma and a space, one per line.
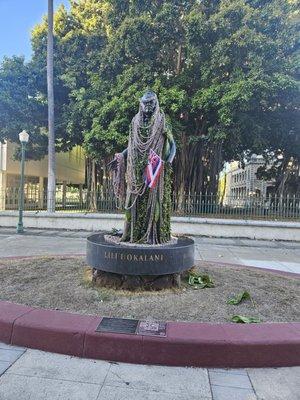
112, 100, 176, 245
124, 124, 174, 244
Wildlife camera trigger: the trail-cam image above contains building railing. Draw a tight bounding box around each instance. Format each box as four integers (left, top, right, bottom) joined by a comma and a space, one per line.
0, 188, 300, 221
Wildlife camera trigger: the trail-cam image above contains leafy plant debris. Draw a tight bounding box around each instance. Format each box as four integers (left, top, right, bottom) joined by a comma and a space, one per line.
231, 315, 261, 323
228, 291, 251, 305
188, 273, 214, 289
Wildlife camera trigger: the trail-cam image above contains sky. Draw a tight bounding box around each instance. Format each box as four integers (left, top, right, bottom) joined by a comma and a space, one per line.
0, 0, 70, 62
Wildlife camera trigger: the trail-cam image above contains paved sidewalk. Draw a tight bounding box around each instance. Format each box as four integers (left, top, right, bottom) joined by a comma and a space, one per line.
0, 227, 299, 273
0, 343, 299, 400
194, 236, 300, 274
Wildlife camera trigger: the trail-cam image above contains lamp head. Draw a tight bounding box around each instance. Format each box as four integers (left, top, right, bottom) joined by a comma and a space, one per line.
19, 130, 29, 143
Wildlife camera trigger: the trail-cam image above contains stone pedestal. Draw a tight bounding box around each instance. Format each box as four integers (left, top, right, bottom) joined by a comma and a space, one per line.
86, 232, 194, 291
92, 269, 181, 291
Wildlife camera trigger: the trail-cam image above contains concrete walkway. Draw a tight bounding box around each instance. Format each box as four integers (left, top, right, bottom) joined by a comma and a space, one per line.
0, 342, 299, 400
0, 227, 299, 399
194, 236, 300, 274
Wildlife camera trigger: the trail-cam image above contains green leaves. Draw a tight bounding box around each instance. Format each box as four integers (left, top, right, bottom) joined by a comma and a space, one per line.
227, 291, 251, 305
228, 290, 259, 323
186, 272, 261, 323
188, 273, 214, 289
231, 315, 261, 324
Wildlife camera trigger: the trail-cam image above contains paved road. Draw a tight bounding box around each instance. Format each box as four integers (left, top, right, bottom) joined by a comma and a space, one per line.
0, 228, 299, 399
0, 343, 299, 400
0, 227, 299, 273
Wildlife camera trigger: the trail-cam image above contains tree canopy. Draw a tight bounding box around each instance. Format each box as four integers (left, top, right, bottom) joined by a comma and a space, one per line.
0, 0, 299, 193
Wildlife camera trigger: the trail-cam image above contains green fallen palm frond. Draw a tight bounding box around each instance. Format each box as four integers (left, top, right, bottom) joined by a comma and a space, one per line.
231, 315, 261, 324
227, 291, 251, 305
188, 273, 214, 289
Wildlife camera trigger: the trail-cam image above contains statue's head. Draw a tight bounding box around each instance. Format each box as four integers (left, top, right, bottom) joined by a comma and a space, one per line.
140, 91, 158, 117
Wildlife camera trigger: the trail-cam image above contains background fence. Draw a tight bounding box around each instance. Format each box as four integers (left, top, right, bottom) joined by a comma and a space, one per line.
1, 187, 300, 221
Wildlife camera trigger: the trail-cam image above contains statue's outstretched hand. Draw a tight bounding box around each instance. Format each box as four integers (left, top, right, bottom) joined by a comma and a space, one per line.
107, 157, 118, 171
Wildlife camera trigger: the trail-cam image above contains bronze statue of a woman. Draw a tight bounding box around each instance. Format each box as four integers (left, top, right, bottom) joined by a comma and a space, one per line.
109, 91, 176, 244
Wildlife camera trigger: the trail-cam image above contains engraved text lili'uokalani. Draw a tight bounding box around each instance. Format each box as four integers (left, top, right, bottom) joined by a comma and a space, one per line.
104, 251, 164, 262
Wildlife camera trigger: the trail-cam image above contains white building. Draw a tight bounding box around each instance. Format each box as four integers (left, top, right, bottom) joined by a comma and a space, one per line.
0, 141, 85, 209
221, 155, 275, 206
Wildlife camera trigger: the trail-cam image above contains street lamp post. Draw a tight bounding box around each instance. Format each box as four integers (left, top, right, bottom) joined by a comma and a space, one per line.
17, 130, 29, 234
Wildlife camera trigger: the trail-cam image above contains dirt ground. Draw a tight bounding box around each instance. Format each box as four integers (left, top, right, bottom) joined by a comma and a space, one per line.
0, 257, 299, 323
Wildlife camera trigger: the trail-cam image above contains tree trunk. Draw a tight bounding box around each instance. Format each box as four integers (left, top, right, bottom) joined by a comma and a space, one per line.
86, 157, 97, 211
277, 158, 290, 197
176, 45, 183, 75
173, 136, 223, 199
206, 142, 222, 194
175, 132, 188, 213
91, 159, 97, 210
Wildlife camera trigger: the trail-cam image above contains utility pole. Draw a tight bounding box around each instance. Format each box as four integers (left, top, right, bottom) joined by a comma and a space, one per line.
47, 0, 56, 212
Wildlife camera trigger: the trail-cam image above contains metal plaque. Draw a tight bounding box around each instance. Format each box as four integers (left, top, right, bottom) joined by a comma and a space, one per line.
96, 317, 139, 334
137, 320, 167, 337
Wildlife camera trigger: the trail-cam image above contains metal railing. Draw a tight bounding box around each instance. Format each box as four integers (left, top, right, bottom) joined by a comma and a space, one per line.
1, 188, 300, 221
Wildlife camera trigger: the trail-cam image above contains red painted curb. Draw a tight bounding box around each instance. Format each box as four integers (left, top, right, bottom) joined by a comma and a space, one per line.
141, 322, 300, 367
11, 308, 97, 358
0, 301, 299, 367
0, 302, 34, 344
84, 318, 144, 364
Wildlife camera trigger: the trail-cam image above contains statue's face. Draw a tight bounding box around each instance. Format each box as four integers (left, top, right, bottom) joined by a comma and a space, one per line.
140, 92, 157, 116
142, 98, 156, 115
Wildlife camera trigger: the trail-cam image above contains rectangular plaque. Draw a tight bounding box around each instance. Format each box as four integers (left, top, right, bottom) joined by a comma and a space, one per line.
96, 317, 139, 335
137, 320, 167, 337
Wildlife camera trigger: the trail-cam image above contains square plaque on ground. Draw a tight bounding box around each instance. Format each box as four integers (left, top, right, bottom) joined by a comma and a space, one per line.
96, 317, 139, 334
137, 320, 167, 337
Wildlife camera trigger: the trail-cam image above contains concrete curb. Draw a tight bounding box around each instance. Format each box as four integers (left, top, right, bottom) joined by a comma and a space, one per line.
0, 301, 299, 367
1, 211, 300, 241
